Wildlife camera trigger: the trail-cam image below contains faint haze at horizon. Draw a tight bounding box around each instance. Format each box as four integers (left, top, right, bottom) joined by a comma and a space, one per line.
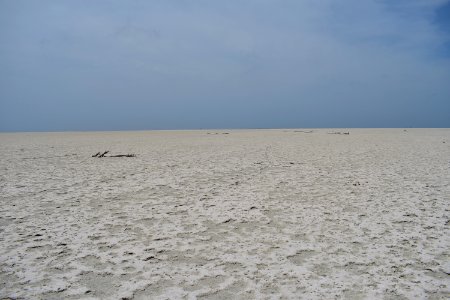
1, 0, 450, 131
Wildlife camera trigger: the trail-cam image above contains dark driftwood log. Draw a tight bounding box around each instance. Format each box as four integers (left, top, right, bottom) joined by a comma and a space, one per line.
92, 151, 136, 158
98, 151, 109, 158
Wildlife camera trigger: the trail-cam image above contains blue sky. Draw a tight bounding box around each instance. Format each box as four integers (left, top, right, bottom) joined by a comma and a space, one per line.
1, 0, 449, 131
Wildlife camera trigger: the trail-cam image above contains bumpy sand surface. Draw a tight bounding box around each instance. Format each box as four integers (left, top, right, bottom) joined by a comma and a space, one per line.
0, 129, 449, 299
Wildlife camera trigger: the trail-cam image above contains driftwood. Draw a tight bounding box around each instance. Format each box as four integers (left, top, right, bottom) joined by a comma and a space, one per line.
92, 151, 136, 158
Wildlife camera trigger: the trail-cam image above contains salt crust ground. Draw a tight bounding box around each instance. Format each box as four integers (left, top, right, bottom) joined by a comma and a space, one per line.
0, 129, 449, 299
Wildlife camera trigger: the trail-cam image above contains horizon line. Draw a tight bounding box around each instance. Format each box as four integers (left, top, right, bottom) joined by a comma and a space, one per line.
1, 127, 448, 134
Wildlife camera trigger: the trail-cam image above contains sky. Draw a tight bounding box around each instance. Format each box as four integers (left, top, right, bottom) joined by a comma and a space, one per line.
1, 0, 450, 131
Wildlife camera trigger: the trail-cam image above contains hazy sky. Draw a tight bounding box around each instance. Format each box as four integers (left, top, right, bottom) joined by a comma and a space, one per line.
1, 0, 450, 131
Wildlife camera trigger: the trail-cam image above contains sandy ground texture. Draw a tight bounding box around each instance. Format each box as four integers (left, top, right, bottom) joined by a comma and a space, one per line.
0, 129, 449, 299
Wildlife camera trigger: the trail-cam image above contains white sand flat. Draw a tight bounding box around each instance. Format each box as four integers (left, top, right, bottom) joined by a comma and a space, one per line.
0, 129, 449, 299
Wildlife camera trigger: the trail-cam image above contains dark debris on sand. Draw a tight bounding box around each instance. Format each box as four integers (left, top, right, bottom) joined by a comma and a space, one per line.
92, 151, 136, 158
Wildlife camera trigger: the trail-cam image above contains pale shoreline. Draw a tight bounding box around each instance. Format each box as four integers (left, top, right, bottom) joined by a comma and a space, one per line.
1, 129, 449, 299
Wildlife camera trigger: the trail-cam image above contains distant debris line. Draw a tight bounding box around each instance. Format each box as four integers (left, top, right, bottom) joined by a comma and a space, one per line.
92, 151, 136, 158
327, 131, 350, 135
293, 130, 313, 133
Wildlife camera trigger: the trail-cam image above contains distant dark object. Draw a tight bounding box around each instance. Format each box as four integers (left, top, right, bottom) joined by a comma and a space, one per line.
328, 132, 349, 135
92, 151, 135, 158
207, 132, 230, 135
